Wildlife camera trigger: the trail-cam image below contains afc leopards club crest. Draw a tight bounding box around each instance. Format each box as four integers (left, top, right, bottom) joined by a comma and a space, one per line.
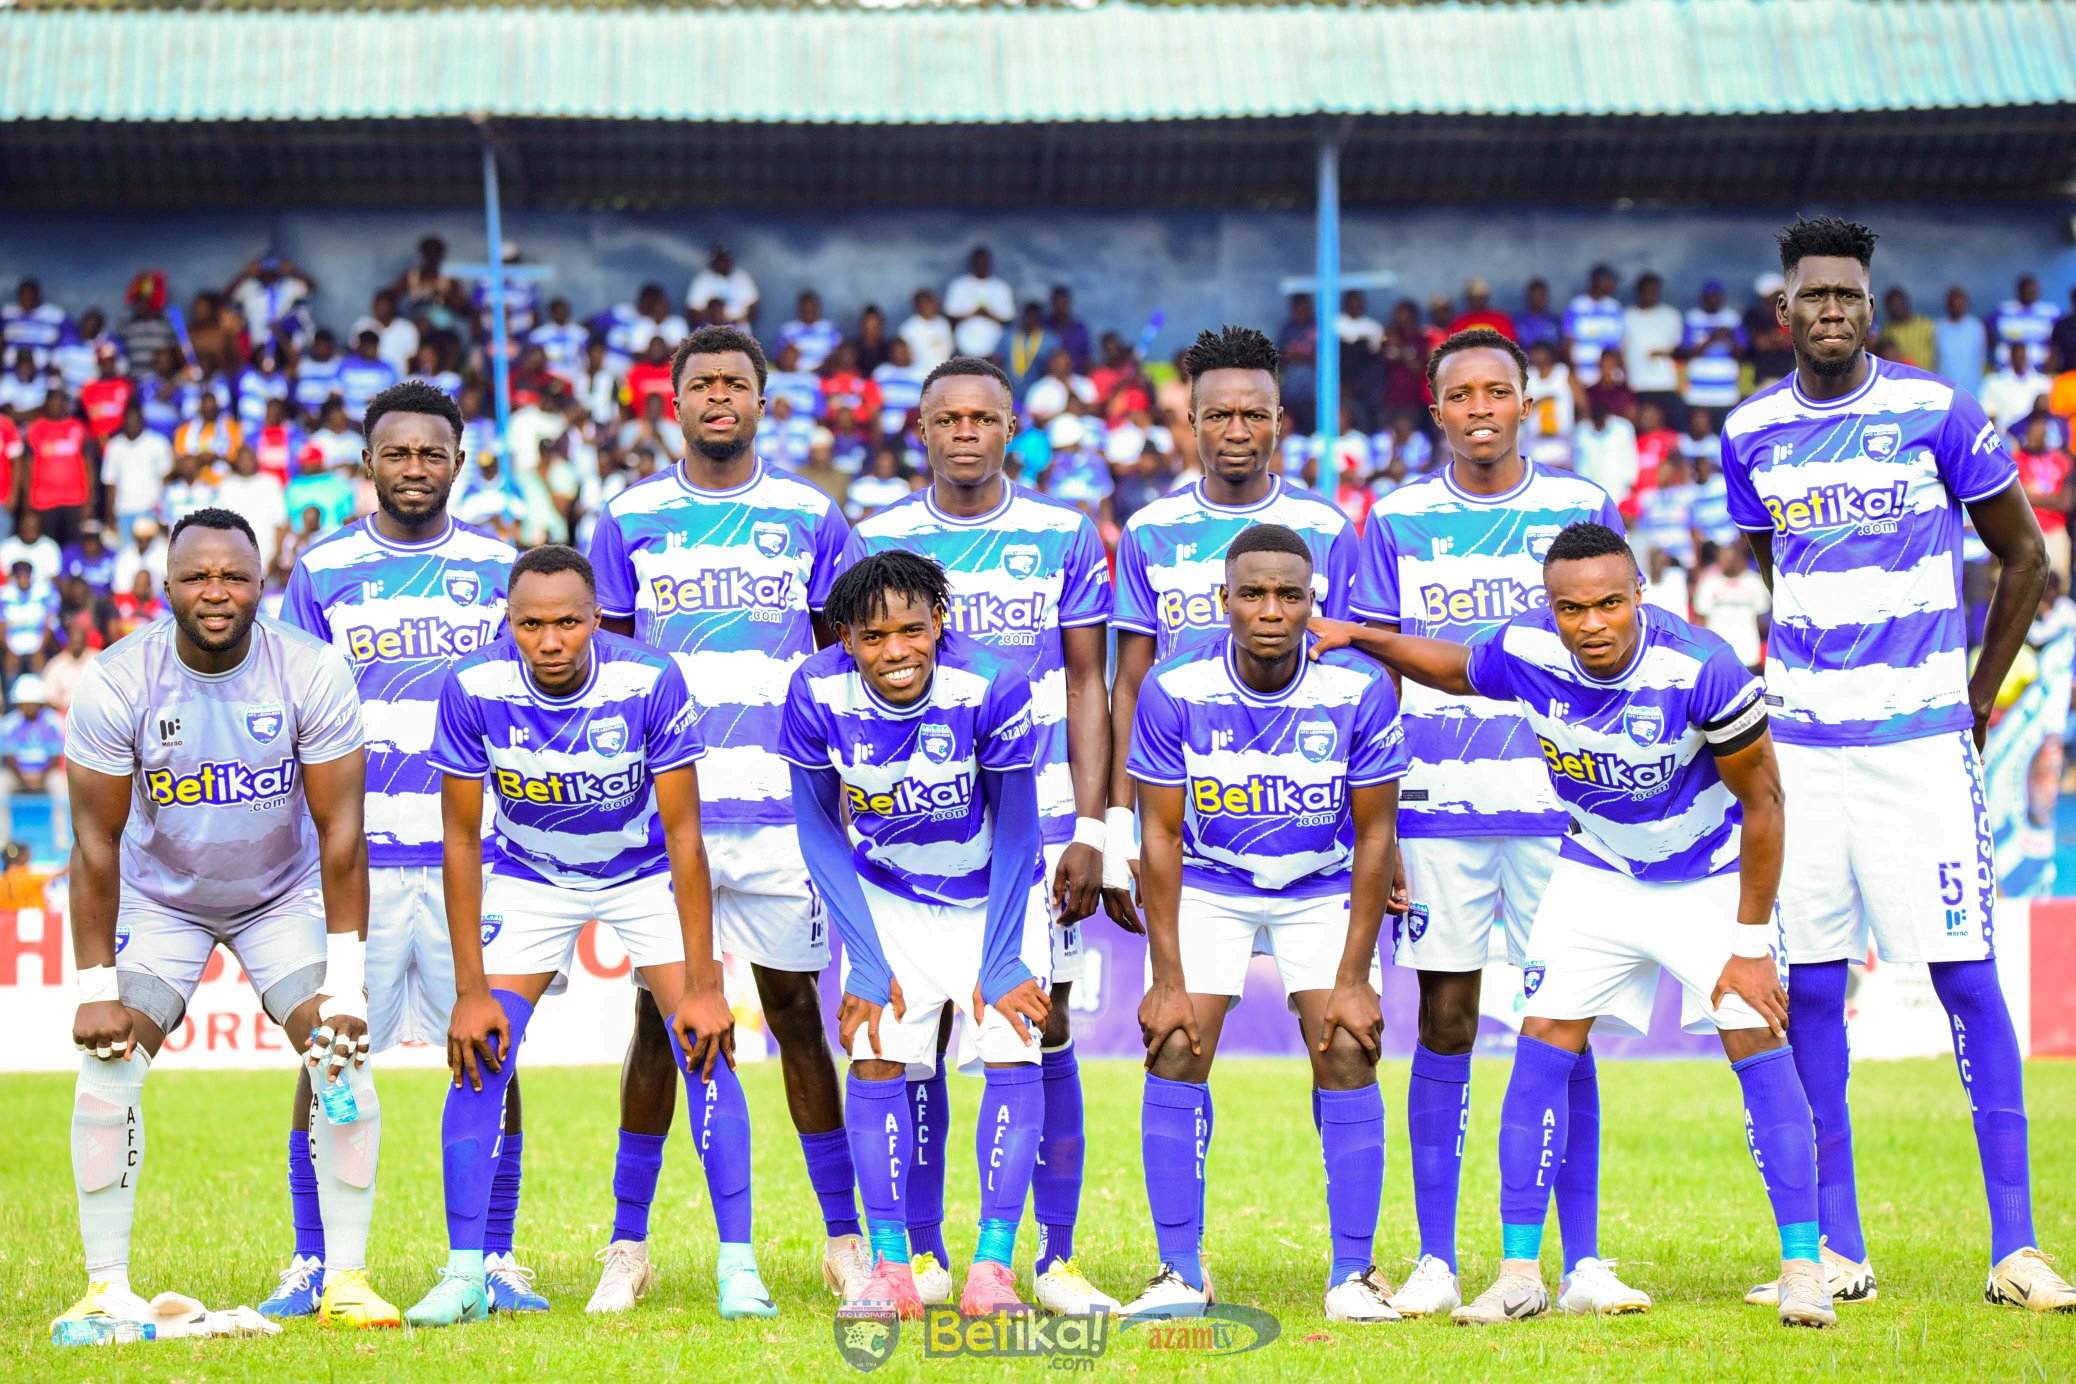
919, 721, 955, 764
752, 522, 789, 559
1522, 961, 1546, 997
1407, 902, 1430, 943
1862, 422, 1902, 462
1622, 704, 1664, 747
1002, 543, 1041, 580
245, 705, 285, 744
480, 915, 503, 948
444, 570, 481, 605
1525, 524, 1563, 562
587, 715, 629, 756
1296, 719, 1336, 764
834, 1305, 899, 1372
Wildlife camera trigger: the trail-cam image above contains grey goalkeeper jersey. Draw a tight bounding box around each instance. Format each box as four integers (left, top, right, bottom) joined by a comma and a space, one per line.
65, 614, 365, 918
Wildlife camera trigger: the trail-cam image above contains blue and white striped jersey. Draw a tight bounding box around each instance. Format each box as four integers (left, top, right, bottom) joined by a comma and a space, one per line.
588, 460, 857, 827
281, 517, 514, 867
778, 637, 1039, 909
1127, 635, 1409, 897
1115, 477, 1355, 661
1465, 607, 1764, 883
427, 632, 705, 891
1353, 464, 1622, 838
1719, 358, 2017, 747
856, 485, 1112, 846
1564, 294, 1624, 384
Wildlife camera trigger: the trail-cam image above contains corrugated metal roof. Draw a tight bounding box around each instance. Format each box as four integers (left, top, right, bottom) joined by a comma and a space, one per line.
3, 0, 2074, 124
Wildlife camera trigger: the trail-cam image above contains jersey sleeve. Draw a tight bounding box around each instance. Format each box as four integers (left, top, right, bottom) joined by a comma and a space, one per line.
586, 503, 638, 619
1319, 519, 1356, 620
1057, 516, 1115, 627
295, 645, 366, 765
643, 659, 707, 772
1111, 527, 1159, 635
775, 665, 832, 769
1463, 625, 1525, 703
1691, 637, 1768, 753
1937, 386, 2021, 505
427, 666, 490, 777
806, 499, 857, 613
977, 672, 1039, 772
1124, 673, 1188, 786
1718, 428, 1771, 532
278, 561, 331, 640
61, 660, 136, 777
1351, 513, 1402, 622
1347, 672, 1411, 786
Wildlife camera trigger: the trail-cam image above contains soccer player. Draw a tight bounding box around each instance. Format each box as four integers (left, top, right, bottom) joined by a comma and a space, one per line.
269, 380, 532, 1316
1350, 327, 1636, 1318
1102, 325, 1356, 927
404, 545, 769, 1326
56, 507, 398, 1332
780, 551, 1053, 1318
1721, 217, 2074, 1312
587, 324, 871, 1306
854, 357, 1118, 1314
1118, 523, 1407, 1322
1314, 521, 1834, 1328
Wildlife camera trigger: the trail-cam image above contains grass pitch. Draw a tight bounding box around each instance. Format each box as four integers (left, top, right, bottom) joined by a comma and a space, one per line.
1, 1057, 2072, 1381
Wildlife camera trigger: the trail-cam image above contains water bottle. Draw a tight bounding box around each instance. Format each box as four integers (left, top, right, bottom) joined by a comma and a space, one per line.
52, 1318, 156, 1346
319, 1072, 359, 1125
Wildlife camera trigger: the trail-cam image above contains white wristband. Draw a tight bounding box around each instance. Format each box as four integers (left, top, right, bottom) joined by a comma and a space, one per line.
76, 965, 119, 1006
1729, 923, 1774, 959
1072, 816, 1106, 851
1102, 805, 1138, 892
320, 932, 366, 1001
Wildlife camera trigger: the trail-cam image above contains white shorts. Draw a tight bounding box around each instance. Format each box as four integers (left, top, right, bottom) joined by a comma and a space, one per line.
114, 882, 328, 1036
842, 875, 1052, 1078
367, 865, 457, 1052
1042, 842, 1087, 986
1775, 732, 1996, 965
707, 823, 829, 973
1520, 857, 1770, 1038
1150, 885, 1384, 1012
480, 872, 692, 980
1392, 835, 1559, 971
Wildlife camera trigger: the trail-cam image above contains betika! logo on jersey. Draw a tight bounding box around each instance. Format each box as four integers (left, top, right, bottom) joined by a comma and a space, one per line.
1418, 577, 1542, 625
145, 757, 299, 808
342, 616, 500, 664
945, 589, 1049, 644
1539, 736, 1676, 798
1763, 480, 1909, 538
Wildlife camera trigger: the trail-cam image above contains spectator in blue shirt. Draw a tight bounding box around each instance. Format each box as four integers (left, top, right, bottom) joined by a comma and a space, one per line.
1048, 285, 1092, 373
0, 673, 63, 787
1934, 285, 1990, 387
777, 291, 844, 373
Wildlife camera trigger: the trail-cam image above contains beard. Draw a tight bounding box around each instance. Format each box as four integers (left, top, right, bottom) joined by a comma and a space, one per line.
377, 485, 450, 526
173, 602, 255, 655
694, 434, 749, 463
1798, 342, 1863, 379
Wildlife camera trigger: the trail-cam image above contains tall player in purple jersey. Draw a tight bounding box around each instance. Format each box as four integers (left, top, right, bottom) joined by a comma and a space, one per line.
1721, 217, 2072, 1312
586, 326, 870, 1304
855, 358, 1119, 1314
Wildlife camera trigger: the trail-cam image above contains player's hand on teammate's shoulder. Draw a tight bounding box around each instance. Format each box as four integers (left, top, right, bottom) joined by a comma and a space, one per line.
446, 989, 511, 1092
1712, 956, 1789, 1038
1053, 844, 1102, 925
72, 999, 136, 1062
1319, 977, 1385, 1060
1137, 980, 1199, 1068
671, 983, 737, 1080
1307, 615, 1359, 658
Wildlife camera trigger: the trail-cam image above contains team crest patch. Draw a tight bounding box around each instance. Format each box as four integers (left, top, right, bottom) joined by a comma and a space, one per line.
480, 915, 503, 948
1862, 422, 1902, 462
244, 705, 285, 744
834, 1305, 899, 1372
444, 570, 481, 605
919, 722, 955, 764
1525, 524, 1563, 563
1002, 543, 1041, 580
1522, 961, 1546, 997
113, 924, 131, 956
1622, 704, 1663, 747
752, 522, 789, 559
587, 715, 629, 756
1296, 720, 1336, 764
1407, 902, 1430, 942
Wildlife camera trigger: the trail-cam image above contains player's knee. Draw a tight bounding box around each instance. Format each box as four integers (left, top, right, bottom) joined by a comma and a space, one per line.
1313, 1034, 1378, 1089
627, 1001, 679, 1070
851, 1057, 904, 1084
1041, 991, 1072, 1048
762, 974, 828, 1046
1719, 1026, 1785, 1065
1148, 1030, 1205, 1081
1416, 996, 1479, 1054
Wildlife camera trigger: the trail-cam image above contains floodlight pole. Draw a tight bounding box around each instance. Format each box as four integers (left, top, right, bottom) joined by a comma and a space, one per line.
1315, 124, 1342, 491
480, 133, 513, 473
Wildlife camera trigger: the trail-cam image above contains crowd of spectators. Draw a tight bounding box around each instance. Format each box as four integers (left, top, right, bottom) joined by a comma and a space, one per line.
2, 236, 2074, 742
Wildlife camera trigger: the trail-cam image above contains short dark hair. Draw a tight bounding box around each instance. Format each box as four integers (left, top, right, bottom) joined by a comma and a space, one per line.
510, 543, 595, 595
1181, 325, 1279, 385
920, 356, 1014, 402
1225, 522, 1312, 568
1543, 521, 1637, 569
363, 379, 463, 444
824, 550, 953, 633
1777, 215, 1878, 273
168, 506, 258, 554
670, 325, 769, 395
1426, 327, 1529, 397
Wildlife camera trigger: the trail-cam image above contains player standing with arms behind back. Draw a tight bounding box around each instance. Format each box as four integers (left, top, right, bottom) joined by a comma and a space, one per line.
587, 325, 871, 1307
1722, 217, 2074, 1312
1351, 328, 1638, 1318
272, 380, 534, 1316
855, 356, 1117, 1314
56, 508, 398, 1335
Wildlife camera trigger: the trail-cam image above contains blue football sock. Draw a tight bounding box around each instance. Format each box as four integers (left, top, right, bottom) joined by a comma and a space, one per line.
1733, 1046, 1821, 1264
975, 1065, 1042, 1267
440, 989, 531, 1251
484, 1129, 523, 1257
1198, 1082, 1215, 1256
287, 1129, 324, 1262
1497, 1036, 1575, 1264
1319, 1085, 1385, 1286
682, 1054, 754, 1244
1408, 1044, 1470, 1271
1556, 1047, 1601, 1272
1787, 960, 1867, 1262
1143, 1074, 1207, 1290
798, 1129, 862, 1240
1033, 1044, 1084, 1275
1931, 958, 2037, 1262
611, 1130, 667, 1244
907, 1069, 950, 1265
846, 1071, 912, 1265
